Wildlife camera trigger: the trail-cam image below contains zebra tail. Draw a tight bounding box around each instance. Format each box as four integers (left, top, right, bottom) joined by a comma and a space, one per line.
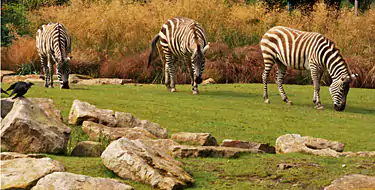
148, 34, 160, 68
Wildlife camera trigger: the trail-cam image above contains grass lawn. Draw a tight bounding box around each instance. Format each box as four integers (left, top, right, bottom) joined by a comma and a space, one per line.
1, 83, 375, 189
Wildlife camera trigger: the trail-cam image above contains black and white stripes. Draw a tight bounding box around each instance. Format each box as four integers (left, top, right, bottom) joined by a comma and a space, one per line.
36, 23, 72, 89
260, 26, 355, 111
148, 17, 210, 94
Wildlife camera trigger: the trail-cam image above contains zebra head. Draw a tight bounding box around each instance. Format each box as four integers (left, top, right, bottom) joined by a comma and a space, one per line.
329, 74, 357, 111
191, 43, 210, 84
57, 56, 71, 89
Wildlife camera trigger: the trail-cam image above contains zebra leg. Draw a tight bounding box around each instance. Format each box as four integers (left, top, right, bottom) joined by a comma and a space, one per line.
184, 56, 197, 94
40, 55, 49, 88
164, 52, 176, 92
262, 62, 274, 104
48, 57, 54, 88
275, 63, 292, 105
311, 68, 323, 110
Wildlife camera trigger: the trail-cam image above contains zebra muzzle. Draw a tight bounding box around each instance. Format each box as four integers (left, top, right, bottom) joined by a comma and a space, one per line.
61, 81, 70, 89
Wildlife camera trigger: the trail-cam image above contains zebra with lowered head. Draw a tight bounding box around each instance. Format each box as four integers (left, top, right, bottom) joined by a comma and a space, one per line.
260, 26, 357, 111
148, 17, 210, 94
36, 22, 72, 89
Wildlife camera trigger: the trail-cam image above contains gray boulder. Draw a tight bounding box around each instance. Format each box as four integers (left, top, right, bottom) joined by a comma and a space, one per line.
1, 157, 65, 189
68, 99, 117, 127
32, 172, 133, 190
324, 174, 375, 190
1, 98, 71, 154
101, 138, 194, 190
71, 141, 105, 157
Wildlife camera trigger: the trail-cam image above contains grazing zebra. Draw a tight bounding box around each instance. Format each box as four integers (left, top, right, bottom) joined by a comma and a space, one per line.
260, 26, 357, 111
36, 22, 72, 89
148, 17, 210, 94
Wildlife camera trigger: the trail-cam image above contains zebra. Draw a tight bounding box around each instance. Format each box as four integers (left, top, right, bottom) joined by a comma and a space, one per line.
36, 22, 72, 89
260, 26, 357, 111
148, 17, 210, 94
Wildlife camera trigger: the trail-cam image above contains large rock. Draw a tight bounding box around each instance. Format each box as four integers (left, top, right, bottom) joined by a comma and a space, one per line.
115, 112, 168, 139
28, 98, 63, 122
32, 172, 133, 190
275, 134, 344, 157
169, 145, 264, 158
0, 70, 16, 81
68, 99, 117, 126
71, 141, 105, 157
324, 174, 375, 190
0, 152, 46, 160
1, 98, 71, 154
171, 132, 218, 146
1, 98, 63, 121
68, 74, 93, 84
1, 98, 14, 118
1, 157, 65, 189
101, 138, 194, 190
76, 78, 133, 85
82, 121, 156, 141
221, 139, 276, 154
2, 74, 44, 83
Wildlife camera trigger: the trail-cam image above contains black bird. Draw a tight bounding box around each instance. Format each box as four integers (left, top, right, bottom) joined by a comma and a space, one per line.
6, 82, 34, 99
1, 88, 9, 95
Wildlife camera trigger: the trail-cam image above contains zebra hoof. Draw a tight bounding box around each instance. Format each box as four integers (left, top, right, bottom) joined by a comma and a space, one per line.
192, 90, 199, 95
170, 88, 176, 92
264, 99, 270, 104
286, 101, 293, 105
49, 86, 54, 88
314, 105, 324, 110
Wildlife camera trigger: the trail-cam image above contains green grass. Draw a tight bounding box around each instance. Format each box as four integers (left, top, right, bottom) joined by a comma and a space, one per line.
1, 83, 375, 189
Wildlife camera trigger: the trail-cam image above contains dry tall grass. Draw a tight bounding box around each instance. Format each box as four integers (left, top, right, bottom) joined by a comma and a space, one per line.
2, 0, 374, 87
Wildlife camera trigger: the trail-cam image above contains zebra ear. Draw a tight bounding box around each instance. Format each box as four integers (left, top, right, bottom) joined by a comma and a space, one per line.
202, 42, 210, 54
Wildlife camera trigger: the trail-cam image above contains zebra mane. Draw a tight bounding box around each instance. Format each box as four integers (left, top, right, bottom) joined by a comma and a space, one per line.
191, 22, 201, 53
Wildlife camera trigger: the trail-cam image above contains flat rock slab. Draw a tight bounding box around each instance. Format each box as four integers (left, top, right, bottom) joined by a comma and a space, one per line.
169, 145, 264, 158
201, 78, 216, 85
1, 98, 71, 154
0, 152, 46, 160
82, 121, 156, 141
2, 74, 44, 83
139, 139, 180, 155
340, 151, 375, 158
324, 174, 375, 190
76, 78, 134, 85
275, 134, 344, 157
171, 132, 218, 146
221, 139, 276, 154
1, 157, 65, 190
101, 138, 193, 190
68, 99, 117, 126
32, 172, 133, 190
71, 141, 105, 157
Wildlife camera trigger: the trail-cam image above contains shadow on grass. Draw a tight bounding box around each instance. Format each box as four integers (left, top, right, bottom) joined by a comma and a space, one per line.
200, 90, 260, 99
345, 106, 375, 115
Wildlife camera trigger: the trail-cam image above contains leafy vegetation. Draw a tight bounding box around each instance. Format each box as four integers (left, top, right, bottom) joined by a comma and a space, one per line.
1, 83, 374, 189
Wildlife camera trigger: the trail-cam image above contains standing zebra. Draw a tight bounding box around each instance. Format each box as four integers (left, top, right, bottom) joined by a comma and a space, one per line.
36, 22, 72, 89
260, 26, 357, 111
148, 17, 210, 94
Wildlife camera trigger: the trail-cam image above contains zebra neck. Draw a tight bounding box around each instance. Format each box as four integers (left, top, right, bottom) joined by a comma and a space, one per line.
322, 46, 349, 80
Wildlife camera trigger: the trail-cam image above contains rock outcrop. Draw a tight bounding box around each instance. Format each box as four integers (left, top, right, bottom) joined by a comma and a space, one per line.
324, 174, 375, 190
169, 145, 264, 158
68, 99, 117, 126
32, 172, 133, 190
1, 157, 65, 189
221, 139, 276, 153
101, 138, 194, 190
171, 132, 218, 146
1, 98, 71, 154
71, 141, 105, 157
82, 121, 156, 141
